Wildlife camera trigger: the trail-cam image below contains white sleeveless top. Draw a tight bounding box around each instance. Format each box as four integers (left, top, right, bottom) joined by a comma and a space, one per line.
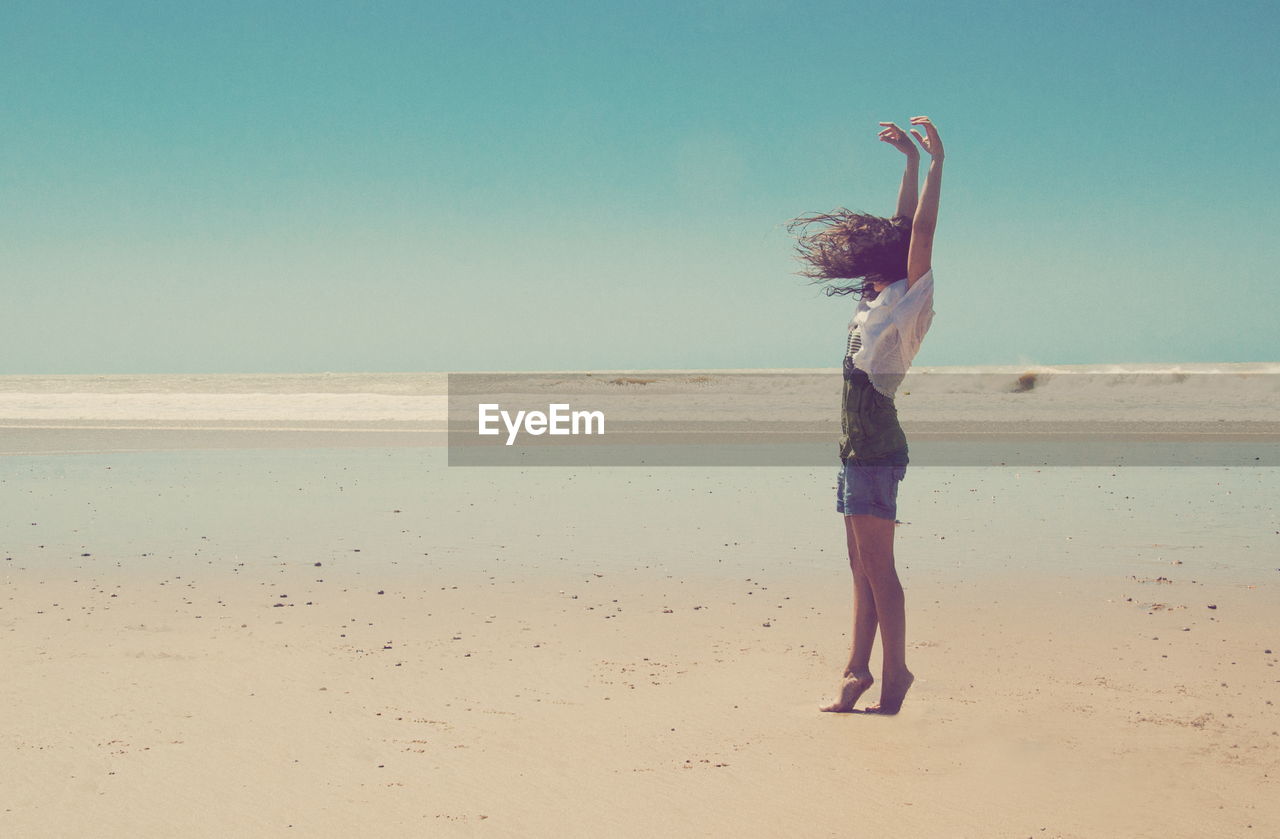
845, 269, 935, 398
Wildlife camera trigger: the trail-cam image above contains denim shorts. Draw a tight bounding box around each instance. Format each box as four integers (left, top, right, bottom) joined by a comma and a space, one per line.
836, 457, 907, 520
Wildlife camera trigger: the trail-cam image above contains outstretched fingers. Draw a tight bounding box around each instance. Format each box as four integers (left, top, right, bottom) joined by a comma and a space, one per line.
877, 121, 916, 155
908, 116, 943, 158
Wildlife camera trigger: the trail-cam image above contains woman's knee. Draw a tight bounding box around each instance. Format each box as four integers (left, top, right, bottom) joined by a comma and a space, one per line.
855, 550, 896, 584
848, 554, 869, 576
852, 532, 896, 579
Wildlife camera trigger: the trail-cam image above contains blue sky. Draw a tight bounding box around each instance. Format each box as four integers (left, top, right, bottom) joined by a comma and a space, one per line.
3, 0, 1277, 373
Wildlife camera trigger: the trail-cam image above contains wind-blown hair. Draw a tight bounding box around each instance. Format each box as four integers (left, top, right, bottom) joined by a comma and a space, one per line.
787, 210, 911, 299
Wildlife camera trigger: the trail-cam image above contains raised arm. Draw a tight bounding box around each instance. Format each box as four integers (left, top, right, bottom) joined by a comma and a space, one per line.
906, 116, 944, 289
878, 122, 919, 219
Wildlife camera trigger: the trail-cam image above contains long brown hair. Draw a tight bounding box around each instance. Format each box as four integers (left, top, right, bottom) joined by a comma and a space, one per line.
787, 209, 911, 298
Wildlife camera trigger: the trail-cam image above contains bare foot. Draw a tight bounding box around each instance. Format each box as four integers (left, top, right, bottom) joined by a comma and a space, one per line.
820, 670, 874, 713
865, 670, 914, 715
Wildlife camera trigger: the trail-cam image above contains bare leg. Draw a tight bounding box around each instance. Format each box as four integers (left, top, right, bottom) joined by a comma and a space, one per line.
820, 516, 876, 712
849, 513, 914, 714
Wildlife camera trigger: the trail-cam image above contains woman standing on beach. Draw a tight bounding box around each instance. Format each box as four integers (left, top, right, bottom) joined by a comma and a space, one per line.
790, 116, 944, 713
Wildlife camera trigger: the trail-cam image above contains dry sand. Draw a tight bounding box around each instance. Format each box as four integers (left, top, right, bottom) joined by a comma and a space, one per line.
2, 442, 1277, 837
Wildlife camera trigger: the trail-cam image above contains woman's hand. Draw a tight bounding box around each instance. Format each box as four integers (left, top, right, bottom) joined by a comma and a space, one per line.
878, 122, 919, 158
909, 116, 944, 161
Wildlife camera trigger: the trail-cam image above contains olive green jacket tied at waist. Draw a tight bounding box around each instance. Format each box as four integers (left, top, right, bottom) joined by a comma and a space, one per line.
840, 361, 908, 463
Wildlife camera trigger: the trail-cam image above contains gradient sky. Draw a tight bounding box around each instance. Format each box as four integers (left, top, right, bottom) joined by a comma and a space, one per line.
3, 0, 1278, 373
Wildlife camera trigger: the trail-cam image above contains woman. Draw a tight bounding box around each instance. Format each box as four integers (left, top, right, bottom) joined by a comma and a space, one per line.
790, 116, 943, 714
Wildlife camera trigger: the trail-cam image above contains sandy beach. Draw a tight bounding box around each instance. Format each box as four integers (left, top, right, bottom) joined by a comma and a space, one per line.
2, 370, 1278, 837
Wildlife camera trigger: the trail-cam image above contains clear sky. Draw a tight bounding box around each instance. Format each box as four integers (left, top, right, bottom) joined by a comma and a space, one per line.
3, 0, 1277, 373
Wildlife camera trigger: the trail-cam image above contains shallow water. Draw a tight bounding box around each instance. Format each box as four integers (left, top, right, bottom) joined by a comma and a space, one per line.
3, 447, 1275, 588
